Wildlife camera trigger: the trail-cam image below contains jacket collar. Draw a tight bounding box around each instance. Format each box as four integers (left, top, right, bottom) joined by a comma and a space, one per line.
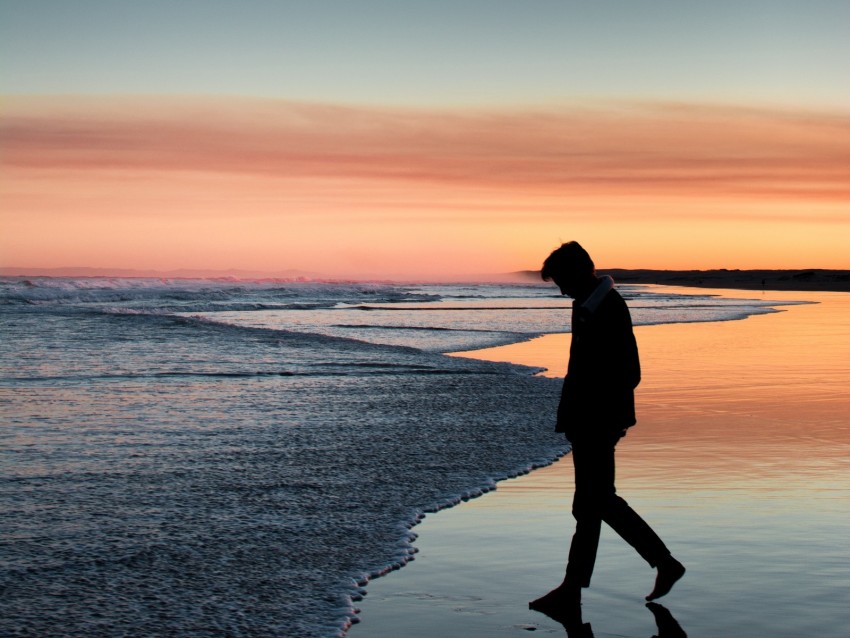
580, 275, 615, 314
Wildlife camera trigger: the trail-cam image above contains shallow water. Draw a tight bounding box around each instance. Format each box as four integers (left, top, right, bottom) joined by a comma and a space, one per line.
0, 279, 812, 637
353, 290, 850, 638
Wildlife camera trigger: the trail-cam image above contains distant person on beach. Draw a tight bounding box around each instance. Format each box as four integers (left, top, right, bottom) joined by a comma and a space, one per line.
530, 241, 685, 615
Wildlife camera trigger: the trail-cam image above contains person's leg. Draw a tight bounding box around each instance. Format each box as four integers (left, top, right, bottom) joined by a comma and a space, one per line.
529, 437, 610, 612
598, 437, 685, 600
603, 495, 670, 568
564, 439, 613, 588
564, 518, 601, 588
531, 430, 684, 608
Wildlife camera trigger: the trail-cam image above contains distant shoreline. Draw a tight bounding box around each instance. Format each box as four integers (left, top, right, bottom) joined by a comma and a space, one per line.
518, 268, 850, 293
603, 268, 850, 293
2, 267, 849, 293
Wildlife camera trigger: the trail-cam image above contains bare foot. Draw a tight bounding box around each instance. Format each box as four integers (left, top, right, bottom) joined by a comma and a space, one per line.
529, 583, 581, 613
646, 557, 685, 601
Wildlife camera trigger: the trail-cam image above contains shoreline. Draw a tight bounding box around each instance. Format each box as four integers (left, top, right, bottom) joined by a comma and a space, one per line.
514, 268, 850, 293
602, 268, 850, 293
348, 288, 850, 637
3, 269, 850, 293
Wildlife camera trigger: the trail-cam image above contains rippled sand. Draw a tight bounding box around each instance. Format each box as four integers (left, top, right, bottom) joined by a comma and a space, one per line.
351, 288, 850, 637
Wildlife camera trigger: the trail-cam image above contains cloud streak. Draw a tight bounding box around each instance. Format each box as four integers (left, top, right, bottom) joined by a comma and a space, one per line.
4, 96, 849, 201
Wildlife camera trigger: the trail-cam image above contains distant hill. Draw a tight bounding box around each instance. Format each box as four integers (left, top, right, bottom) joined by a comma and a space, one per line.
512, 268, 850, 292
3, 266, 849, 292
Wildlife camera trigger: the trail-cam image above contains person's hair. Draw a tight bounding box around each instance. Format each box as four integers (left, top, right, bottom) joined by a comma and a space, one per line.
540, 241, 595, 281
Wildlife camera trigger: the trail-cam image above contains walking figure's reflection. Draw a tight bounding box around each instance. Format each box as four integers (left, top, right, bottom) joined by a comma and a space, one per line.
534, 602, 687, 638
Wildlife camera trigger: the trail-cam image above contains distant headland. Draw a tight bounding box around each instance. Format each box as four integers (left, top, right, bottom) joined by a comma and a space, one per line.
2, 266, 849, 292
516, 268, 850, 293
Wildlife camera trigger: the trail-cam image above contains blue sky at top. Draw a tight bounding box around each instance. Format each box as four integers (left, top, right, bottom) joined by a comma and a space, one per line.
2, 0, 849, 107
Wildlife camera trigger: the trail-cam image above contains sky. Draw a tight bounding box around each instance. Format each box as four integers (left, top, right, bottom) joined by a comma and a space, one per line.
2, 0, 849, 279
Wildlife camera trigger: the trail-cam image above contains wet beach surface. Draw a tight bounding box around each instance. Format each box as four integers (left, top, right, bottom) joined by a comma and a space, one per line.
351, 289, 850, 637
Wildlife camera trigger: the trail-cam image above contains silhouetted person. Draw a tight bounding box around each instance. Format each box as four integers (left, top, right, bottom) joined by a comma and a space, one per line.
530, 242, 685, 616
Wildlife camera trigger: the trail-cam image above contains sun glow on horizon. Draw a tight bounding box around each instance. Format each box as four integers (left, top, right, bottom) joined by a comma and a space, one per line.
2, 96, 849, 277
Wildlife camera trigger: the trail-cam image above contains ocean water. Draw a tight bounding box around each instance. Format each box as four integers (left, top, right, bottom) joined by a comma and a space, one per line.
0, 278, 804, 637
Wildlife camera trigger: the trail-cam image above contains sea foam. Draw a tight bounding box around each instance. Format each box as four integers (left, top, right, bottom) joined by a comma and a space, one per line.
0, 279, 805, 636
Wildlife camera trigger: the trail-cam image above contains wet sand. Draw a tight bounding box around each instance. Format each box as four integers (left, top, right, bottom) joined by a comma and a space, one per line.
348, 288, 850, 637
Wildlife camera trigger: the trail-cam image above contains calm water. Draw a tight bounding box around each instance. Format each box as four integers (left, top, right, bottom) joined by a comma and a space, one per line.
349, 291, 850, 638
0, 278, 804, 637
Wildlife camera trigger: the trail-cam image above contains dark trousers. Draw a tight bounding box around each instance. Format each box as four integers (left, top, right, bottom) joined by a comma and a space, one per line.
565, 431, 670, 588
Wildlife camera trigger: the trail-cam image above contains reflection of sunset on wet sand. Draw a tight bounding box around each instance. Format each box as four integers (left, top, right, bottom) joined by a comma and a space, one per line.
357, 289, 850, 637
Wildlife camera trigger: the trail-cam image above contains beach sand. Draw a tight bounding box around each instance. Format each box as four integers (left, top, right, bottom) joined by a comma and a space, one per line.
348, 288, 850, 637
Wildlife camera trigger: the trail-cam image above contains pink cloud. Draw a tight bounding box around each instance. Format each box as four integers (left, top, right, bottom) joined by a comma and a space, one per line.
3, 96, 849, 201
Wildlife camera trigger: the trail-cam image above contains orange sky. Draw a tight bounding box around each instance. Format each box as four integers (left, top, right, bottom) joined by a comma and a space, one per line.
2, 96, 848, 279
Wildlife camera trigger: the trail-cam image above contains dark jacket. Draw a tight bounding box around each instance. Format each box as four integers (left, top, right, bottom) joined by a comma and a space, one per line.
556, 286, 641, 439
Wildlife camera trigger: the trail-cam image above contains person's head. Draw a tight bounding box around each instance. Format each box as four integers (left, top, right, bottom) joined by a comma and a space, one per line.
541, 241, 596, 298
